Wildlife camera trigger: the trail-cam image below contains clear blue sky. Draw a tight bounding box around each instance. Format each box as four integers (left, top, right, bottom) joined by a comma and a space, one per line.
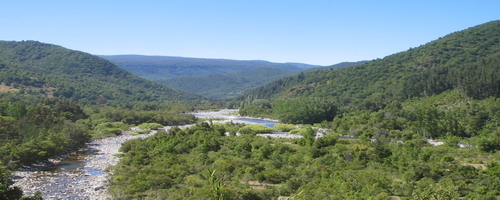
1, 1, 499, 65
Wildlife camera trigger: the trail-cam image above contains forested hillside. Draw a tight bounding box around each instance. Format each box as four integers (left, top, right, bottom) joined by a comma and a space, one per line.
159, 68, 297, 99
0, 41, 200, 107
240, 20, 500, 122
159, 61, 365, 99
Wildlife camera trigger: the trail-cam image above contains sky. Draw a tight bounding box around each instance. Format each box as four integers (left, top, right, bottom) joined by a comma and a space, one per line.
1, 1, 499, 65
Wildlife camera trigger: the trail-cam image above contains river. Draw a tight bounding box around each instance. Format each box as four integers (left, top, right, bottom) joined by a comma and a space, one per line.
12, 109, 280, 199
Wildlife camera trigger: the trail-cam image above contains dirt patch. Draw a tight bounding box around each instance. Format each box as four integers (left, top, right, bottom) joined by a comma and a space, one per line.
0, 83, 19, 92
240, 180, 279, 190
462, 162, 487, 170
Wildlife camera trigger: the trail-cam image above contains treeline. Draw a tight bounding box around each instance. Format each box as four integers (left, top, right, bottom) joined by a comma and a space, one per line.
88, 107, 197, 127
0, 97, 197, 168
110, 122, 499, 199
240, 97, 339, 124
0, 98, 89, 167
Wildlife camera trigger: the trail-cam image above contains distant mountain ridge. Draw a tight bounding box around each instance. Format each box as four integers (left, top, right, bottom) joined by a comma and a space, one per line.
101, 55, 365, 99
99, 55, 322, 81
159, 67, 298, 99
0, 41, 199, 106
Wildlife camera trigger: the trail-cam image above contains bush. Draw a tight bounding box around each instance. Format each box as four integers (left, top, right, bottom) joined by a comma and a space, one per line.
238, 124, 274, 134
93, 122, 130, 138
138, 123, 163, 130
131, 129, 151, 135
274, 124, 297, 132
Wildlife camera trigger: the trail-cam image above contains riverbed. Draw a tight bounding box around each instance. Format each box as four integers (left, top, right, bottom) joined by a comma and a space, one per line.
191, 109, 280, 127
12, 109, 280, 199
12, 128, 167, 199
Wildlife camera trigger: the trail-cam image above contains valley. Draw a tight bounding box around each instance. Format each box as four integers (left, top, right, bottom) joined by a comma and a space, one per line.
0, 15, 498, 200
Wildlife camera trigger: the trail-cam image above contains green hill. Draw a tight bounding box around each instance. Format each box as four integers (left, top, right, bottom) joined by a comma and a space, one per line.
240, 20, 500, 121
0, 41, 200, 106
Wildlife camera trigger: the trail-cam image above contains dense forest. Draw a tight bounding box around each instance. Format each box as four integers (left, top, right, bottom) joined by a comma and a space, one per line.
159, 67, 298, 99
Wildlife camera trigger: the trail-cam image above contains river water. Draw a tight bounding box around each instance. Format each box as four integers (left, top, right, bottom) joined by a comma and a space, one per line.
13, 109, 280, 199
190, 109, 280, 128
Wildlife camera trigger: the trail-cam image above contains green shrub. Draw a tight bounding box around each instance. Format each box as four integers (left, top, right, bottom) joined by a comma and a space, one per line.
274, 124, 296, 132
238, 124, 274, 134
92, 122, 130, 138
289, 128, 309, 135
131, 129, 151, 135
100, 128, 122, 136
138, 123, 163, 130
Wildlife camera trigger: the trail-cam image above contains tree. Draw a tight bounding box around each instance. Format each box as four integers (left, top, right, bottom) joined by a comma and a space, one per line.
5, 103, 27, 119
0, 167, 23, 200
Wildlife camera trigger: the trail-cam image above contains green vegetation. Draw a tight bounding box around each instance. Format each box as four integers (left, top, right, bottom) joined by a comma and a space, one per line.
87, 107, 197, 126
0, 166, 42, 200
92, 122, 130, 139
0, 41, 201, 107
138, 123, 164, 130
110, 123, 500, 199
0, 98, 90, 168
0, 41, 204, 198
131, 123, 165, 135
0, 97, 197, 198
159, 68, 298, 99
273, 124, 297, 132
0, 20, 498, 199
238, 124, 274, 134
159, 62, 366, 99
0, 97, 197, 168
239, 20, 500, 124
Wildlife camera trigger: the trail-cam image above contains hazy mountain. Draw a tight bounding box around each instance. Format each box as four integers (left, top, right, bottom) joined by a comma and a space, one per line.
99, 55, 322, 81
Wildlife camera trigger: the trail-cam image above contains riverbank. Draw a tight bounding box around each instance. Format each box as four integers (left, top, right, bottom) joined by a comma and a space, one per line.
13, 125, 188, 199
191, 109, 280, 122
12, 109, 282, 199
